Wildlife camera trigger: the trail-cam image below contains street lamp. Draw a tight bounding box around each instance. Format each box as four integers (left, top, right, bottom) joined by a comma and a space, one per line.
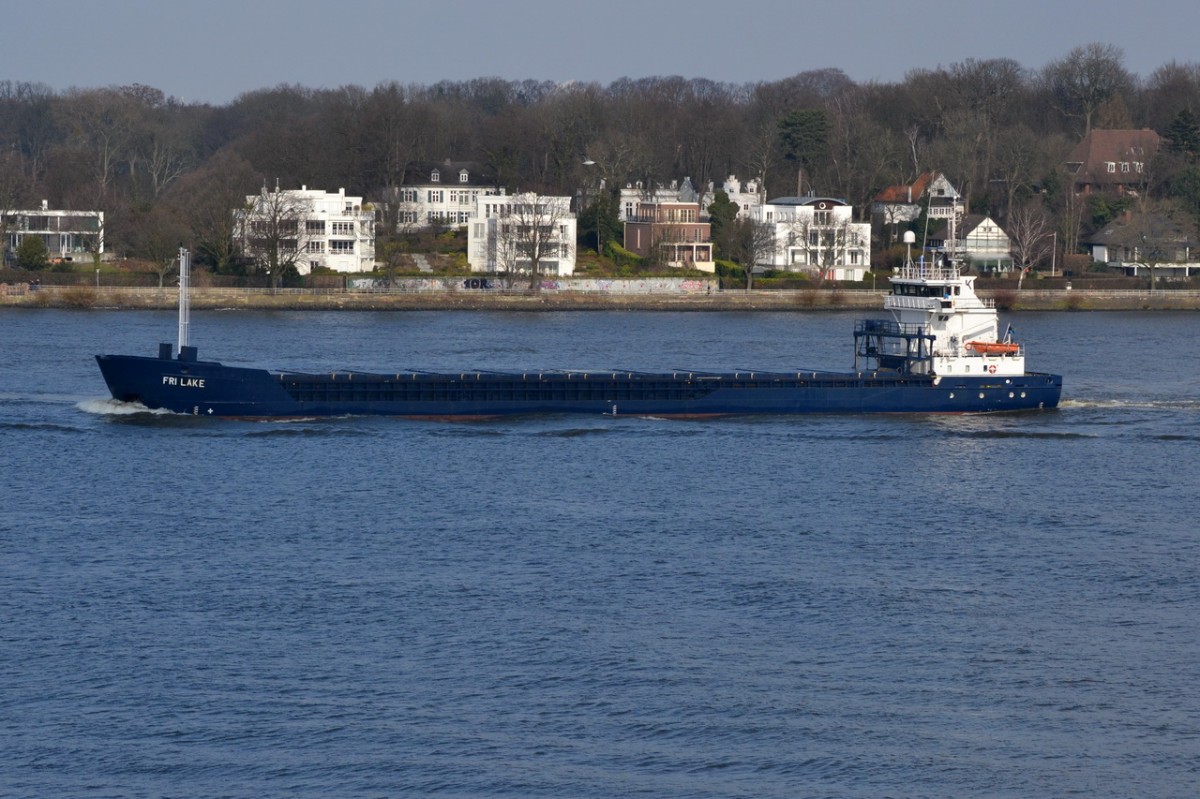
581, 158, 600, 254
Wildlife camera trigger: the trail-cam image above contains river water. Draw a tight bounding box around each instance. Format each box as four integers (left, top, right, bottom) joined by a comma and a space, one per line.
2, 308, 1199, 798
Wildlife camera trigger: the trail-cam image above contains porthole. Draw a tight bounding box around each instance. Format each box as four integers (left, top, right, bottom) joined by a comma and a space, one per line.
948, 392, 955, 399
1020, 391, 1026, 398
1008, 392, 1015, 398
979, 392, 985, 399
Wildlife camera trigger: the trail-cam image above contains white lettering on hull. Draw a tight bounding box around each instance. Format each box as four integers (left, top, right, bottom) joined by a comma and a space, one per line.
162, 375, 206, 388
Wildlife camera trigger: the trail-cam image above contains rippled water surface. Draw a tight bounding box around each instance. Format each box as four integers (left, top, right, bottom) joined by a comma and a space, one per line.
2, 309, 1199, 797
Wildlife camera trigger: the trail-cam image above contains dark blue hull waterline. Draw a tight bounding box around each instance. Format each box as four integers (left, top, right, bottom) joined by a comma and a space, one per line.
95, 350, 1062, 418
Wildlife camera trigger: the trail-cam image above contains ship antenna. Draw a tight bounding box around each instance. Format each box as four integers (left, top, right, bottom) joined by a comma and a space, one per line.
177, 246, 190, 354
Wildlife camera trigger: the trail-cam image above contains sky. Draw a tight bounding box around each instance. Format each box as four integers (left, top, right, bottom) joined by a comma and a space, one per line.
3, 0, 1199, 105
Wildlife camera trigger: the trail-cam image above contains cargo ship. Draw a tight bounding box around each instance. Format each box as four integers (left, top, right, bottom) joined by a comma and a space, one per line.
95, 249, 1061, 418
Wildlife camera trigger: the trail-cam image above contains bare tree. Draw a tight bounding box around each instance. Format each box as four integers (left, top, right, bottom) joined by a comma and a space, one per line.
0, 151, 31, 263
742, 120, 780, 203
489, 193, 573, 291
58, 88, 140, 203
1115, 200, 1198, 292
730, 219, 777, 290
1006, 203, 1054, 287
237, 183, 313, 288
125, 205, 190, 287
826, 90, 904, 222
161, 150, 258, 274
784, 213, 862, 284
1042, 43, 1134, 136
1059, 184, 1087, 264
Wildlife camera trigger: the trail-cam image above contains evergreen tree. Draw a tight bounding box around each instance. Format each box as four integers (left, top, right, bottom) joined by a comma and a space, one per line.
16, 236, 49, 270
778, 109, 829, 196
706, 190, 740, 260
1165, 109, 1200, 163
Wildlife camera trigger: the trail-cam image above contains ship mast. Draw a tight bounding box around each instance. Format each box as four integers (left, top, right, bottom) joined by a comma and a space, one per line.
177, 247, 190, 355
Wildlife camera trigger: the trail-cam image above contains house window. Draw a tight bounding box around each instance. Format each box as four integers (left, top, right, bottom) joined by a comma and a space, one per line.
330, 240, 354, 253
1121, 162, 1130, 173
459, 170, 469, 183
307, 241, 325, 253
428, 190, 443, 203
401, 189, 418, 203
331, 221, 354, 235
306, 220, 325, 234
814, 210, 831, 225
431, 170, 440, 182
1106, 162, 1116, 173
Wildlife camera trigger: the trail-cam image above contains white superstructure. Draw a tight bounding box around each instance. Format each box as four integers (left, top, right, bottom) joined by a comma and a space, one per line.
877, 259, 1025, 378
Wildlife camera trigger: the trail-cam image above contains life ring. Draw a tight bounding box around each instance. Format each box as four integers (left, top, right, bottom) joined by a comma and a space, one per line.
988, 364, 997, 374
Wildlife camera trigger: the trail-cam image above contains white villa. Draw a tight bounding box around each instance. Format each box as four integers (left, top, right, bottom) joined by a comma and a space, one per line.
394, 160, 506, 231
750, 197, 871, 281
616, 174, 763, 222
872, 172, 964, 228
238, 186, 375, 274
617, 178, 700, 223
467, 192, 577, 277
712, 174, 765, 219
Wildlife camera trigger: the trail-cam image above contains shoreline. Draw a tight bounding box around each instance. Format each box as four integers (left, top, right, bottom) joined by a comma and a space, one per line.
4, 285, 1200, 311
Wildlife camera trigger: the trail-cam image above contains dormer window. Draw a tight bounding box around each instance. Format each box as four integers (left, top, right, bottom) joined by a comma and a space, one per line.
458, 170, 469, 183
1106, 162, 1116, 173
431, 169, 441, 183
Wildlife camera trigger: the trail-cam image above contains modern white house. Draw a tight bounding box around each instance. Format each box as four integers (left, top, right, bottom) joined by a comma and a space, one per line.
3, 201, 104, 261
750, 197, 871, 281
467, 192, 577, 277
394, 160, 506, 231
238, 185, 375, 274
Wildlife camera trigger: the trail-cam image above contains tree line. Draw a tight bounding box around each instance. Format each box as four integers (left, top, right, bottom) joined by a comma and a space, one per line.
2, 42, 1199, 275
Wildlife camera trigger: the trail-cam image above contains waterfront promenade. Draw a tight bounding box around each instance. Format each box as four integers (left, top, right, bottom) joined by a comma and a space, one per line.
4, 284, 1200, 311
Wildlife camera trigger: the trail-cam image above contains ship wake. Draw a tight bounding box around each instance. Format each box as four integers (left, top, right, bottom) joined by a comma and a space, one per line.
76, 398, 178, 416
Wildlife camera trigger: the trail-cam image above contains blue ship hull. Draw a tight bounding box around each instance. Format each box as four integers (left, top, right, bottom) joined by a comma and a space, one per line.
95, 350, 1062, 418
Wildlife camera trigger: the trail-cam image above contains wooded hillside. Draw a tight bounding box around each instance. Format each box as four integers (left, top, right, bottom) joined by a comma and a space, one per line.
3, 43, 1198, 272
